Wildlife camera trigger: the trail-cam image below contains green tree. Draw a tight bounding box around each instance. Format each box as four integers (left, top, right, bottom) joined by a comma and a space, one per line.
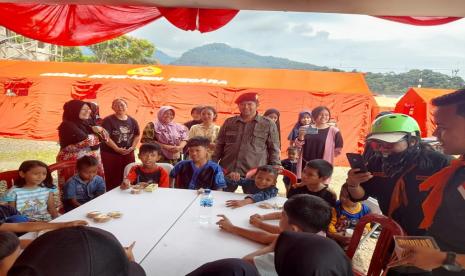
365, 69, 464, 95
62, 47, 85, 62
88, 35, 155, 64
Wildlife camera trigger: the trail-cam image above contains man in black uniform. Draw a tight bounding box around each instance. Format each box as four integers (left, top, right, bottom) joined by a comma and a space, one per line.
347, 114, 450, 236
392, 89, 465, 275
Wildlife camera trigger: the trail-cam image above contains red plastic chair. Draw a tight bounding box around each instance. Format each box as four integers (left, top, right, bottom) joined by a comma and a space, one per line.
345, 214, 405, 276
245, 168, 298, 187
48, 160, 76, 189
49, 160, 77, 213
0, 169, 19, 189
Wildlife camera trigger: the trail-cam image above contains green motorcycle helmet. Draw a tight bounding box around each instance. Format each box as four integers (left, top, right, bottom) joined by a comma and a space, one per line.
368, 113, 421, 143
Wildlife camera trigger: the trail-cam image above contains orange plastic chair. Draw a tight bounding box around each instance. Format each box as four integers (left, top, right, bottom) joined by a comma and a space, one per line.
245, 168, 298, 187
345, 214, 405, 276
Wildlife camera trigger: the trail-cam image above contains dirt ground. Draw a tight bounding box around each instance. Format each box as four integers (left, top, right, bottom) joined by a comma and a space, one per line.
0, 137, 375, 273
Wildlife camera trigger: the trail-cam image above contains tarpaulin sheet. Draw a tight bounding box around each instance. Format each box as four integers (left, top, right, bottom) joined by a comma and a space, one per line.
0, 60, 378, 165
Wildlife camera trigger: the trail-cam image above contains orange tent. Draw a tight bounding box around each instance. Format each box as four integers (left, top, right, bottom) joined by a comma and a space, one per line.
0, 60, 377, 165
374, 95, 398, 113
394, 87, 454, 137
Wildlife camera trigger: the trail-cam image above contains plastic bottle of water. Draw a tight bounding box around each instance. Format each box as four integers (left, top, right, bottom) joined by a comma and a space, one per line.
199, 189, 213, 224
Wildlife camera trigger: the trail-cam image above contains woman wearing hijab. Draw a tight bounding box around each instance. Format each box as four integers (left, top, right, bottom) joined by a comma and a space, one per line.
141, 106, 188, 164
274, 231, 353, 276
264, 108, 281, 145
56, 100, 107, 189
287, 110, 312, 147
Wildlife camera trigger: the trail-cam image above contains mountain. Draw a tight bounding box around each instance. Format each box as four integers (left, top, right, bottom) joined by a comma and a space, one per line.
171, 43, 336, 71
169, 43, 463, 95
153, 49, 176, 64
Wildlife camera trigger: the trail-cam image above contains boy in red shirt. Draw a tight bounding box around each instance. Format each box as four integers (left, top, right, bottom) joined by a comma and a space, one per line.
121, 143, 169, 189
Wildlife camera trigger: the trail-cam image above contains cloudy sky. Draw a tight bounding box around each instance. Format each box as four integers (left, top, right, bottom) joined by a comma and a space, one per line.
130, 11, 465, 78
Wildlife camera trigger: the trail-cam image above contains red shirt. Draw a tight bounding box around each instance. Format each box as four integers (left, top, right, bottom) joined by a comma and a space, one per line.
126, 165, 169, 188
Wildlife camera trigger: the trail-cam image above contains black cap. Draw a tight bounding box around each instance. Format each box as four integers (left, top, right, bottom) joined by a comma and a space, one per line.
8, 226, 146, 276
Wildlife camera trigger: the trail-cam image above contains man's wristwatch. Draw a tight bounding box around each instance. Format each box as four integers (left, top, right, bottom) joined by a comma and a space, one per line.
442, 252, 463, 272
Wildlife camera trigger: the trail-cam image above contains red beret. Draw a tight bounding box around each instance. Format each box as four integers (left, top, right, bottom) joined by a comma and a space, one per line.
235, 93, 259, 104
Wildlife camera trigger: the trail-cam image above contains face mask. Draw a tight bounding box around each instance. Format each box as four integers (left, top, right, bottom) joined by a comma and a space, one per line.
380, 140, 420, 177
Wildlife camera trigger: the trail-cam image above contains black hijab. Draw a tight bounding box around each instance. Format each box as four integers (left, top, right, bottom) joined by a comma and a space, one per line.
264, 108, 281, 143
58, 100, 93, 148
275, 231, 353, 276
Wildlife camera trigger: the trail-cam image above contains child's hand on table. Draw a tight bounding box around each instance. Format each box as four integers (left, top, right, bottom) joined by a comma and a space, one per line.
216, 215, 235, 233
226, 199, 253, 209
249, 215, 263, 227
120, 179, 131, 190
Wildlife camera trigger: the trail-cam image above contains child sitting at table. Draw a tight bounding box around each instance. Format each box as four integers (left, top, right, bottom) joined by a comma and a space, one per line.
121, 143, 170, 189
287, 159, 337, 207
225, 165, 278, 209
327, 184, 371, 247
216, 195, 332, 275
4, 160, 58, 221
63, 156, 106, 212
250, 159, 337, 234
170, 136, 226, 190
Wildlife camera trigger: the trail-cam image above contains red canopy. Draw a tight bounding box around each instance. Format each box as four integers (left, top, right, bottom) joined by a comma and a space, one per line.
0, 3, 460, 46
0, 4, 238, 46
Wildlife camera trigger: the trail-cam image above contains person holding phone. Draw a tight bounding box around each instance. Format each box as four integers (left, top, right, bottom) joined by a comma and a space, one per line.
346, 114, 450, 238
294, 106, 343, 180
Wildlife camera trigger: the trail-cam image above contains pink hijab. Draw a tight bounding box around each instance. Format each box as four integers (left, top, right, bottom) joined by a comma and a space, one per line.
153, 106, 188, 159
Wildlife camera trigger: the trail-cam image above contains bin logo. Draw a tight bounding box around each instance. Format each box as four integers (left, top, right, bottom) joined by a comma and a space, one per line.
127, 66, 162, 76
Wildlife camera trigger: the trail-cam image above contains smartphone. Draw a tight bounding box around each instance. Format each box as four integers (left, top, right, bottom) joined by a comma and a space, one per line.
346, 153, 368, 173
306, 126, 318, 135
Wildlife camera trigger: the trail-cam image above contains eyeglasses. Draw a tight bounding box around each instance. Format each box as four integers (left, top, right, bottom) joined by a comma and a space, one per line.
369, 139, 405, 150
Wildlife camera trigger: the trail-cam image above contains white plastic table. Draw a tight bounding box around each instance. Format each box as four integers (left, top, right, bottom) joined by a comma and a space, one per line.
140, 190, 287, 275
23, 187, 199, 262
22, 188, 287, 274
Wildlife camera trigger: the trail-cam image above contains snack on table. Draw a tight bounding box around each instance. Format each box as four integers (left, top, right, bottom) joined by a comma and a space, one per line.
86, 211, 102, 219
107, 211, 123, 218
131, 188, 142, 194
93, 214, 111, 223
258, 203, 283, 210
131, 184, 142, 189
258, 202, 274, 209
144, 183, 158, 192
